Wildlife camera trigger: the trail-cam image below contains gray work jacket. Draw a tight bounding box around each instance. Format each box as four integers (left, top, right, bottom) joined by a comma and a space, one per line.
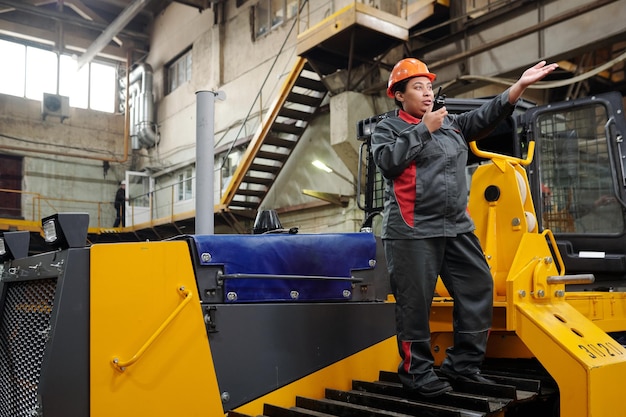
371, 90, 516, 239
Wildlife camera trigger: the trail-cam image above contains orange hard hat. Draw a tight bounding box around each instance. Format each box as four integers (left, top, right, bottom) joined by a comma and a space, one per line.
386, 58, 436, 98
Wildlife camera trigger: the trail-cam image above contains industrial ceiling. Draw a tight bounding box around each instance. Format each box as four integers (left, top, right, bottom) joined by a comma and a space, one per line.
0, 0, 625, 100
0, 0, 213, 66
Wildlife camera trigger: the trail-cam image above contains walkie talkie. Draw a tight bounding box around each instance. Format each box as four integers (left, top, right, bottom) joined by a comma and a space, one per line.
432, 86, 446, 111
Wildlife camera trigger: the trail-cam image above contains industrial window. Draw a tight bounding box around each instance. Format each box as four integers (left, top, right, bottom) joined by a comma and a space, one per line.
0, 39, 116, 113
253, 0, 299, 39
167, 49, 192, 94
177, 168, 194, 202
219, 148, 244, 192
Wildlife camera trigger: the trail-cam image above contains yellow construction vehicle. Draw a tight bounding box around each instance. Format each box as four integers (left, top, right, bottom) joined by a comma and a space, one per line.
1, 91, 626, 417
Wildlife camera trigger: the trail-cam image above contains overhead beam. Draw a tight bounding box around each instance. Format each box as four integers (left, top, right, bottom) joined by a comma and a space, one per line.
64, 0, 124, 46
0, 18, 143, 62
428, 0, 620, 71
0, 0, 149, 41
76, 0, 150, 69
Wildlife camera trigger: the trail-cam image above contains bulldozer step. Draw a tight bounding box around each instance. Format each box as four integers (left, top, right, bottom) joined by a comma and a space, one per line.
228, 367, 555, 417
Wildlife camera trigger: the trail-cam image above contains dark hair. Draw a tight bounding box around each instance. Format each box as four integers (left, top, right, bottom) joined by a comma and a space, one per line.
391, 78, 411, 108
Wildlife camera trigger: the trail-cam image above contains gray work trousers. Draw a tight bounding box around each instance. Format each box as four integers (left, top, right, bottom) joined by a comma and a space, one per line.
384, 232, 493, 388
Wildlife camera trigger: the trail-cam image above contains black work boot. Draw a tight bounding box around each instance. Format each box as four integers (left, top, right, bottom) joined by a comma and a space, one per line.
439, 367, 495, 384
405, 378, 453, 397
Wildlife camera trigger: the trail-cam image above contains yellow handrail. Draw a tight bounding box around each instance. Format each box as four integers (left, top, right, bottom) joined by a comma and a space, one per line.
111, 286, 192, 372
542, 228, 565, 275
469, 140, 535, 166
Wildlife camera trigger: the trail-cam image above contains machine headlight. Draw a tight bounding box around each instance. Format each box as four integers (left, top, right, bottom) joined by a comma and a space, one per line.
43, 219, 58, 243
0, 231, 30, 262
41, 213, 89, 250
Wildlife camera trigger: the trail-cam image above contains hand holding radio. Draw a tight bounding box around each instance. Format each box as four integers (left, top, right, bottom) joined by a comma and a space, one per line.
432, 86, 446, 111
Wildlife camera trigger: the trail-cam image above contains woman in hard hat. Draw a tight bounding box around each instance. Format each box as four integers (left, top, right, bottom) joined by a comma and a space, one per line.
371, 58, 557, 396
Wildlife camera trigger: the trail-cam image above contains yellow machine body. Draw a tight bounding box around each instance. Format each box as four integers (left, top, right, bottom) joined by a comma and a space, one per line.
431, 143, 626, 416
89, 241, 223, 416
3, 128, 626, 417
82, 143, 626, 417
86, 240, 400, 417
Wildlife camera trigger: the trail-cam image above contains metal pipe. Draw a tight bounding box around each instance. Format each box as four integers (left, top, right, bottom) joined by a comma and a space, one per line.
546, 274, 595, 285
77, 0, 150, 69
120, 62, 156, 149
429, 0, 619, 71
195, 90, 226, 235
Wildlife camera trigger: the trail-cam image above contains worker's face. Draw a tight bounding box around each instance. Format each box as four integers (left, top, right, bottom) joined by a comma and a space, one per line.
394, 76, 434, 118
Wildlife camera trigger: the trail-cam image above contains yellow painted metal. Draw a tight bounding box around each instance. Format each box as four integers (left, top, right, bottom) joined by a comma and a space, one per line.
468, 143, 541, 298
505, 236, 557, 328
232, 336, 399, 416
111, 286, 193, 371
431, 302, 538, 367
431, 330, 535, 365
90, 241, 224, 417
296, 2, 408, 57
566, 291, 626, 333
301, 189, 351, 206
500, 230, 626, 415
456, 141, 626, 416
515, 301, 626, 417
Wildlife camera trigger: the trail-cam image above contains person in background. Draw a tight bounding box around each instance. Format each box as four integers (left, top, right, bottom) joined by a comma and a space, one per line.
113, 180, 127, 227
371, 58, 558, 396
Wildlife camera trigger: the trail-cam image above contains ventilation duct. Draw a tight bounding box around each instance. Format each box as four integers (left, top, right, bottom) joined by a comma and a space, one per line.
121, 63, 157, 149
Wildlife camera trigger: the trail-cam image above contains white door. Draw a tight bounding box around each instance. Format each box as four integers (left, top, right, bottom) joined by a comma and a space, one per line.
125, 171, 154, 226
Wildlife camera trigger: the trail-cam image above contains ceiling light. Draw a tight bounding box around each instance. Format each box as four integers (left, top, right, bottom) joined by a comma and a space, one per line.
312, 160, 333, 173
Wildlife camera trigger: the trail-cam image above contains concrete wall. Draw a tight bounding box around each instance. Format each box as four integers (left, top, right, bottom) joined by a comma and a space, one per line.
0, 93, 127, 227
142, 0, 366, 230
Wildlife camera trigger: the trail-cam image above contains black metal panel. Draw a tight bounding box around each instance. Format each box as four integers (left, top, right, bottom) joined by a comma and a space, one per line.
207, 302, 396, 411
325, 388, 460, 417
0, 278, 56, 417
0, 249, 90, 417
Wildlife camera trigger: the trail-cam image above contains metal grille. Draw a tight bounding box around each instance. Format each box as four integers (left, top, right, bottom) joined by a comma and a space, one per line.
0, 278, 57, 417
356, 111, 396, 227
536, 103, 622, 234
365, 145, 386, 214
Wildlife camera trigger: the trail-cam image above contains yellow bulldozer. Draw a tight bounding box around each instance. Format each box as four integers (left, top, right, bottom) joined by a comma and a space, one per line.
1, 92, 626, 416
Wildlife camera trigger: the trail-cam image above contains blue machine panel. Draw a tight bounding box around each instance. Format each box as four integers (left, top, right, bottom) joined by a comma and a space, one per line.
191, 233, 377, 302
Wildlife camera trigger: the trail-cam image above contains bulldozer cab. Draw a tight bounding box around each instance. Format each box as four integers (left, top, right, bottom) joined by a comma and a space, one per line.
524, 92, 626, 289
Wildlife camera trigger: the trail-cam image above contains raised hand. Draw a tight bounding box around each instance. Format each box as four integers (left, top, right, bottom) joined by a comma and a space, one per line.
519, 60, 559, 87
509, 60, 559, 103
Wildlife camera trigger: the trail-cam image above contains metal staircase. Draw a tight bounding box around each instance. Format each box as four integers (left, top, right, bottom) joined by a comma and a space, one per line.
218, 2, 414, 222
219, 57, 327, 214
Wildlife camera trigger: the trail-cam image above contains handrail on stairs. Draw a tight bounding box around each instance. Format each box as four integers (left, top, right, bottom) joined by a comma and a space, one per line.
219, 57, 309, 209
